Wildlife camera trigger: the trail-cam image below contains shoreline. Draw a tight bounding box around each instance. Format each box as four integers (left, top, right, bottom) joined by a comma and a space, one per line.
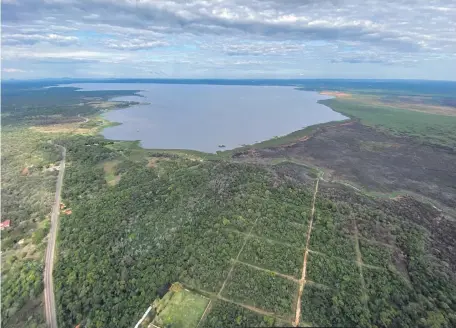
93, 85, 346, 158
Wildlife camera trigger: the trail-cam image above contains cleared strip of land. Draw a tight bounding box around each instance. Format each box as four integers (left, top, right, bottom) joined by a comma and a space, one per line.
294, 177, 320, 327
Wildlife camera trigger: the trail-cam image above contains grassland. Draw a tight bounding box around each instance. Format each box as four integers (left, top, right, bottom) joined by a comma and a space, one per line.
319, 97, 456, 148
150, 284, 209, 328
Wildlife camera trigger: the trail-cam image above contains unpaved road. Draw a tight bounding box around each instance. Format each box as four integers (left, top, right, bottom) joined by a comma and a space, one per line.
44, 145, 66, 328
294, 177, 320, 327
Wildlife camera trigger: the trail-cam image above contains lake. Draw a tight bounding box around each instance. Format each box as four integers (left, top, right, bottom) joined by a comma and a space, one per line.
69, 83, 347, 153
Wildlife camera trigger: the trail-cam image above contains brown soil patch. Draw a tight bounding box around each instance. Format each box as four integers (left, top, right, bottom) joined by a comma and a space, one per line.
30, 123, 93, 134
170, 282, 183, 292
147, 158, 158, 168
320, 91, 352, 98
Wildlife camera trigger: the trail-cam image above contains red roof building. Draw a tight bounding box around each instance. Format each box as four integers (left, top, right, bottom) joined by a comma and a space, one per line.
1, 220, 11, 230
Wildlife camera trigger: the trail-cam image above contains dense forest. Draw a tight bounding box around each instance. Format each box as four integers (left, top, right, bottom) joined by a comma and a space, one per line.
53, 133, 316, 327
49, 133, 456, 327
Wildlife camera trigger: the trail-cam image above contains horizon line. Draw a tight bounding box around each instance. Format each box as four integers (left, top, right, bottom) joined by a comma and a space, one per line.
3, 77, 456, 83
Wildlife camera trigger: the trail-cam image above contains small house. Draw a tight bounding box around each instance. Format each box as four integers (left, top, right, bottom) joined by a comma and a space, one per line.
1, 220, 11, 230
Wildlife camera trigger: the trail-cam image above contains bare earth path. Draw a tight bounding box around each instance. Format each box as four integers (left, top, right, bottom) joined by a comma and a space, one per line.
294, 177, 320, 327
44, 145, 66, 328
217, 216, 261, 297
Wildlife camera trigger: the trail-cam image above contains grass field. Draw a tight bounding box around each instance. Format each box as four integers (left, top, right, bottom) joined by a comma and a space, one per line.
320, 97, 456, 147
152, 285, 209, 328
102, 160, 121, 186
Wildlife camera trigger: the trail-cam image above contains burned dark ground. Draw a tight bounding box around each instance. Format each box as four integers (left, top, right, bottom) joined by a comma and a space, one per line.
234, 121, 456, 210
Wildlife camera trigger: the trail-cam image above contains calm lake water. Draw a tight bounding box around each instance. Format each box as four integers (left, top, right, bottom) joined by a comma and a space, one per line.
70, 83, 347, 153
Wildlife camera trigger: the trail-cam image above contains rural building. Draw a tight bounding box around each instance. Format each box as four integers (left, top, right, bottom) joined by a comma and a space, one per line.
1, 220, 11, 230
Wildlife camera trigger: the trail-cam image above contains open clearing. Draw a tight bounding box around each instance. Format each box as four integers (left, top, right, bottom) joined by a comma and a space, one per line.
30, 123, 94, 134
152, 287, 209, 328
320, 91, 352, 98
102, 160, 121, 186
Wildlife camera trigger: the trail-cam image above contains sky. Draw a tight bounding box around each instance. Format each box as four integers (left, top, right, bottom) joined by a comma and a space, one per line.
2, 0, 456, 80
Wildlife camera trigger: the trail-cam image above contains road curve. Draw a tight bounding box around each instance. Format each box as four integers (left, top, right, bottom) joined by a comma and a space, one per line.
44, 145, 66, 328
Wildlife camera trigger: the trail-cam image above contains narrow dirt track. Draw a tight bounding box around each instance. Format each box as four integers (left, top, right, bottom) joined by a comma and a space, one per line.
294, 177, 320, 327
232, 259, 300, 283
217, 216, 261, 297
44, 145, 66, 328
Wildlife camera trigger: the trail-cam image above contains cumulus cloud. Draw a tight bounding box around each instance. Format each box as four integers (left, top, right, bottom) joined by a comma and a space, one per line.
1, 0, 456, 79
221, 43, 306, 56
2, 49, 129, 64
104, 39, 168, 51
2, 33, 78, 46
3, 0, 456, 51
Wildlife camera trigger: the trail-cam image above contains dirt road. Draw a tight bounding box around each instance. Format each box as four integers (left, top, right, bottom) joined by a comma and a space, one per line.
294, 177, 320, 326
44, 145, 66, 328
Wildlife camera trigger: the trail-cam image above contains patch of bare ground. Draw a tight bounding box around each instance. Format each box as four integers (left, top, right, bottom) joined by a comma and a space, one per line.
320, 91, 352, 98
30, 116, 88, 126
233, 121, 456, 209
147, 158, 157, 168
30, 123, 93, 134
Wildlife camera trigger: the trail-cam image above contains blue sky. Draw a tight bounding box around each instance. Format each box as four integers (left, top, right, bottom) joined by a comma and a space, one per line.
2, 0, 456, 80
